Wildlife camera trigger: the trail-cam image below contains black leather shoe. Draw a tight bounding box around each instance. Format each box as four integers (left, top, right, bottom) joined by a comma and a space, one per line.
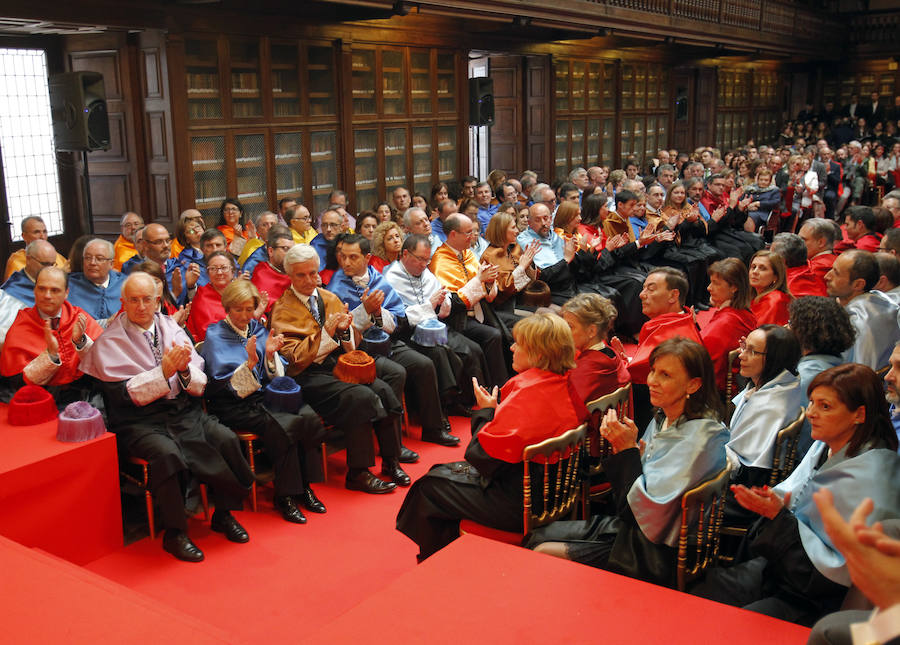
381, 460, 411, 487
299, 486, 326, 514
210, 510, 250, 543
346, 469, 397, 494
162, 530, 204, 563
422, 427, 461, 447
274, 496, 307, 524
399, 445, 419, 463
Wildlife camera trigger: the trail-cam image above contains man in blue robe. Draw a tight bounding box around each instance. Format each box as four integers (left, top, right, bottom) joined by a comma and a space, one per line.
121, 223, 193, 306
328, 234, 459, 447
67, 238, 125, 325
1, 239, 59, 306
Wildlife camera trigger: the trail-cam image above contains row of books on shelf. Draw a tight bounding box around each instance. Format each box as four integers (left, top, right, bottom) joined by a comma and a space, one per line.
187, 72, 218, 91
231, 72, 259, 90
195, 177, 227, 201
188, 102, 223, 120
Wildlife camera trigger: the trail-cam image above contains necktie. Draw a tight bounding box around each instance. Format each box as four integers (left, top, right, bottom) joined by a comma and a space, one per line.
144, 330, 162, 365
50, 317, 60, 330
308, 292, 322, 326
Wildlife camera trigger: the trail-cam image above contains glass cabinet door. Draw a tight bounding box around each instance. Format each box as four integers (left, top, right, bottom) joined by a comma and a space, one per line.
307, 45, 336, 116
437, 126, 457, 183
354, 129, 378, 212
555, 61, 569, 112
572, 61, 585, 111
191, 135, 226, 219
382, 49, 405, 115
603, 63, 616, 110
270, 42, 300, 118
352, 49, 376, 115
185, 39, 221, 121
588, 118, 601, 166
384, 127, 408, 194
555, 120, 569, 180
621, 65, 634, 110
234, 134, 268, 219
412, 126, 433, 195
602, 118, 614, 166
620, 117, 633, 166
274, 132, 303, 202
436, 52, 456, 113
310, 130, 337, 215
229, 38, 262, 118
410, 50, 432, 115
588, 63, 602, 111
571, 119, 585, 168
634, 65, 646, 110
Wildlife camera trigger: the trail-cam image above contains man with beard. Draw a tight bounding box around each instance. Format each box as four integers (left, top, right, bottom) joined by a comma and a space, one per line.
884, 342, 900, 443
250, 226, 295, 313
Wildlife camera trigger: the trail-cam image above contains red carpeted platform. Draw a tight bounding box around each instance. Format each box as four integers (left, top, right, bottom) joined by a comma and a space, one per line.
0, 403, 122, 564
305, 534, 811, 645
0, 534, 233, 644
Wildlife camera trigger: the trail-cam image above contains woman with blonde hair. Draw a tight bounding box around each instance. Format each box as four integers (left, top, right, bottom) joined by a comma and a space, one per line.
397, 313, 589, 561
369, 220, 404, 272
748, 249, 792, 326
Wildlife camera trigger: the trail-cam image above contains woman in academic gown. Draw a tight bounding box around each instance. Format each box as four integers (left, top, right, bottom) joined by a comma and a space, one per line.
725, 325, 806, 520
749, 250, 793, 326
787, 296, 856, 397
200, 280, 327, 522
395, 313, 589, 561
560, 293, 630, 403
186, 251, 264, 342
692, 363, 900, 626
700, 258, 758, 395
479, 210, 538, 328
526, 337, 729, 589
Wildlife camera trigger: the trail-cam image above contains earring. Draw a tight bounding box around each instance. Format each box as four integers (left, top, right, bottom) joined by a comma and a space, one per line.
686, 392, 691, 400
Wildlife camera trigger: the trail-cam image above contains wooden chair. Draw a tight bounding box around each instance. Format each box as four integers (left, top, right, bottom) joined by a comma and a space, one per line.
677, 465, 730, 592
120, 457, 209, 539
724, 348, 741, 424
581, 385, 632, 518
459, 423, 587, 544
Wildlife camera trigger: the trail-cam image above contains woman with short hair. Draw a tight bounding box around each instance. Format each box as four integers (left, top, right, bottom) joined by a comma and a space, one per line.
396, 313, 588, 562
186, 251, 262, 341
788, 296, 856, 396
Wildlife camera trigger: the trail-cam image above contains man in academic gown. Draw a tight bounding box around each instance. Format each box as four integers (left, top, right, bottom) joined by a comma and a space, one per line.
799, 219, 838, 283
429, 213, 508, 389
67, 238, 126, 325
269, 244, 409, 494
826, 250, 900, 371
79, 272, 254, 563
328, 234, 459, 446
3, 216, 67, 280
2, 240, 63, 307
1, 267, 103, 408
122, 223, 196, 306
113, 212, 143, 271
516, 203, 579, 302
0, 290, 25, 353
250, 226, 294, 313
237, 211, 278, 274
771, 233, 828, 297
310, 208, 343, 275
627, 268, 702, 430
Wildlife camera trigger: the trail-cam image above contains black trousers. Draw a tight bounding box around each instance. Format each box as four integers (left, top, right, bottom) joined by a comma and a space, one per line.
296, 360, 402, 470
386, 341, 444, 432
460, 316, 508, 389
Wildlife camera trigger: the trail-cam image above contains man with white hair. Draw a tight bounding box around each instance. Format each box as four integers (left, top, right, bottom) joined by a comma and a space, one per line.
3, 216, 67, 280
403, 207, 438, 250
67, 238, 125, 324
237, 210, 279, 274
113, 211, 143, 270
80, 272, 254, 562
270, 244, 408, 494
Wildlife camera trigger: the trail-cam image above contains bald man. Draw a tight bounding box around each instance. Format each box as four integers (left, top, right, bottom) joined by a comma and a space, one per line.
4, 216, 67, 280
113, 211, 144, 270
121, 223, 190, 305
2, 239, 61, 306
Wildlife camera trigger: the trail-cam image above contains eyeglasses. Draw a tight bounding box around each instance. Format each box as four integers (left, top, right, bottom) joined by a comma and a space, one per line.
739, 338, 766, 357
322, 221, 342, 230
208, 265, 233, 274
146, 237, 172, 246
30, 258, 56, 268
408, 252, 431, 263
84, 255, 111, 264
291, 216, 311, 222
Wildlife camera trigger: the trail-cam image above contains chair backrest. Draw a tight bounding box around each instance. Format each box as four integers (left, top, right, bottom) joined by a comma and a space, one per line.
521, 424, 587, 534
585, 384, 631, 460
677, 465, 730, 592
768, 408, 806, 487
724, 348, 742, 423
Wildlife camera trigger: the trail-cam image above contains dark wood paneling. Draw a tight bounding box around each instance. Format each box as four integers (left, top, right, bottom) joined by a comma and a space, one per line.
525, 55, 550, 177
487, 55, 523, 177
694, 68, 716, 147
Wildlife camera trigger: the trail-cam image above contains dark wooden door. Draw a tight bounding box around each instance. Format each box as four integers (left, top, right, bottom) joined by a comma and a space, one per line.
487, 55, 522, 177
672, 69, 693, 152
694, 67, 716, 147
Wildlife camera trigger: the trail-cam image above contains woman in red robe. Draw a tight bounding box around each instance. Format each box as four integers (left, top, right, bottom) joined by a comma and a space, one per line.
560, 293, 630, 403
396, 313, 589, 561
748, 250, 792, 326
700, 258, 758, 394
186, 251, 264, 342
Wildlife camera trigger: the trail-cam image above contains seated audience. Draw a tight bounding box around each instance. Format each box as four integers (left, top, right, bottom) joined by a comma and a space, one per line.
131, 259, 187, 324
238, 211, 278, 275
693, 364, 900, 626
216, 197, 249, 254
396, 313, 588, 561
516, 203, 578, 301
771, 233, 828, 297
311, 208, 345, 275
874, 251, 900, 308
3, 216, 67, 280
122, 223, 192, 306
826, 249, 900, 371
170, 209, 206, 258
200, 280, 327, 523
0, 266, 103, 407
369, 220, 403, 273
2, 240, 62, 307
356, 211, 379, 242
286, 205, 317, 246
844, 206, 883, 253
479, 210, 538, 328
560, 293, 630, 402
186, 252, 251, 342
749, 249, 792, 326
249, 226, 294, 313
270, 244, 407, 494
80, 272, 255, 562
113, 211, 143, 270
527, 337, 728, 589
700, 258, 757, 394
789, 296, 857, 396
799, 218, 839, 282
0, 290, 25, 355
67, 238, 125, 325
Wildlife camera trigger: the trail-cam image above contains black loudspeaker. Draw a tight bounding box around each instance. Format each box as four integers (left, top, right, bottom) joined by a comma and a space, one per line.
469, 77, 494, 126
49, 71, 111, 152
